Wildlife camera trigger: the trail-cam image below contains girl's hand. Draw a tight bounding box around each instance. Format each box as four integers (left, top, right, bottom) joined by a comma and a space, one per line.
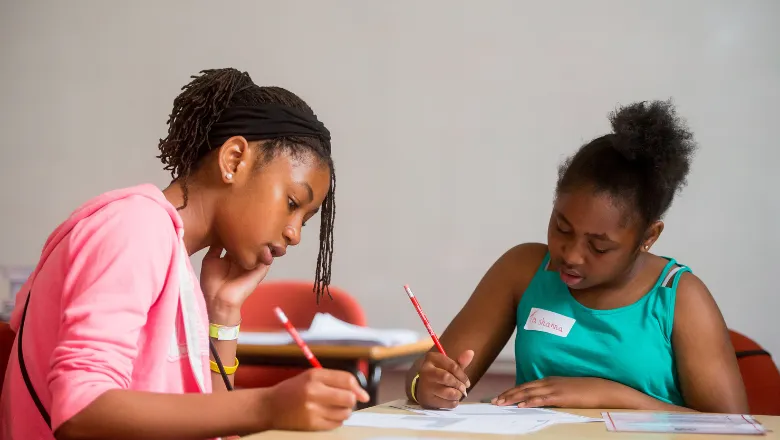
491, 376, 625, 409
264, 369, 370, 431
414, 350, 474, 409
200, 246, 269, 324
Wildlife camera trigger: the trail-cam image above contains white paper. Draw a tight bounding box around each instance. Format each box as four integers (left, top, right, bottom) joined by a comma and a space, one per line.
603, 412, 766, 435
344, 413, 554, 435
367, 437, 462, 440
238, 313, 420, 347
390, 403, 601, 422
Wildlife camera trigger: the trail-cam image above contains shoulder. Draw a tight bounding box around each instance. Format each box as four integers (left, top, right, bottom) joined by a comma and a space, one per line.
76, 195, 176, 235
674, 272, 717, 314
497, 242, 548, 270
491, 242, 548, 301
672, 272, 728, 337
68, 195, 179, 260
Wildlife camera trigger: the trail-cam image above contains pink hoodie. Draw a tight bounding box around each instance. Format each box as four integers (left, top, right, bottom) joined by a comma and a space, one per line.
0, 184, 212, 439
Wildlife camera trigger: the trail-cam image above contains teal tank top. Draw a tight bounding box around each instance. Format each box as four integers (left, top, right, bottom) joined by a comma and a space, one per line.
515, 252, 690, 406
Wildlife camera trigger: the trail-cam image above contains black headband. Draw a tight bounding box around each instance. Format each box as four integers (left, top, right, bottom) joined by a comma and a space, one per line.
207, 104, 331, 153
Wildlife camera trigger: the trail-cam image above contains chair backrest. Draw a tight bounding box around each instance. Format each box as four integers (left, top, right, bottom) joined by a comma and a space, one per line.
0, 322, 16, 394
239, 280, 366, 331
234, 280, 366, 389
729, 329, 780, 415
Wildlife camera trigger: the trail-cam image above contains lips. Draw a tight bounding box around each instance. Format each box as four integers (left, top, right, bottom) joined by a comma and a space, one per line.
259, 246, 275, 266
559, 268, 584, 286
258, 244, 287, 266
270, 245, 287, 258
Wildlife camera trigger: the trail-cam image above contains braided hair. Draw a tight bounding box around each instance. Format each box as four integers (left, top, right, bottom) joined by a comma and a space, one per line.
157, 68, 336, 302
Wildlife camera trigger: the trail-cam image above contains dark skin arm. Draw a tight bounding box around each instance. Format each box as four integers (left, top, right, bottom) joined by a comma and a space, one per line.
671, 273, 748, 413
54, 369, 369, 440
405, 243, 547, 408
55, 389, 268, 440
494, 376, 693, 411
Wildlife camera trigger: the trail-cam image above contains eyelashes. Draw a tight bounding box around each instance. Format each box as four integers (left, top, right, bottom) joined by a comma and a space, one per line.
288, 198, 307, 227
555, 223, 609, 254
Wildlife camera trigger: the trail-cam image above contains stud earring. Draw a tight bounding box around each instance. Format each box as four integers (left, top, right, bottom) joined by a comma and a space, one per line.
225, 172, 233, 180
644, 245, 649, 250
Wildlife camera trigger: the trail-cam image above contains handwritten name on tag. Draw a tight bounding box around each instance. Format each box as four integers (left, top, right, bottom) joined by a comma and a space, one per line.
523, 307, 576, 337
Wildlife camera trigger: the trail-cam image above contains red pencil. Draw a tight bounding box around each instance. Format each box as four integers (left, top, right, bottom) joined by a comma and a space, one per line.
403, 284, 448, 357
274, 306, 323, 369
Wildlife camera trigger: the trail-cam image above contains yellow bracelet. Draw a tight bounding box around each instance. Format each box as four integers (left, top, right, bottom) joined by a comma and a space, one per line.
209, 358, 239, 375
410, 373, 421, 403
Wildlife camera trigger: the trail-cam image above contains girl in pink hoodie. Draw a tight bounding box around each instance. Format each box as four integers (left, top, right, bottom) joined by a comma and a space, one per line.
0, 68, 368, 440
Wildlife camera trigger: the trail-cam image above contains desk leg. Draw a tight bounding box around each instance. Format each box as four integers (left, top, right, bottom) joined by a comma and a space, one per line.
361, 362, 382, 409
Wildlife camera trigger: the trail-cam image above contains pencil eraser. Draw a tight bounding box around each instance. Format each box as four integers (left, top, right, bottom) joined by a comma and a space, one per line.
273, 307, 288, 323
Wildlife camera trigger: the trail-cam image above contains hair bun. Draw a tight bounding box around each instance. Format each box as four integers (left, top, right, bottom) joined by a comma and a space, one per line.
608, 99, 696, 166
608, 99, 698, 206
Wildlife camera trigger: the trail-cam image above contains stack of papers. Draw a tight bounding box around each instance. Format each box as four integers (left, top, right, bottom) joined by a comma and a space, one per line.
238, 313, 421, 347
603, 412, 767, 435
344, 403, 602, 435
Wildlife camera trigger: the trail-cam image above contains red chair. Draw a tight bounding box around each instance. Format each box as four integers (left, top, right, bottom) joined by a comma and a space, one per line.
730, 330, 780, 415
234, 280, 367, 390
0, 322, 17, 394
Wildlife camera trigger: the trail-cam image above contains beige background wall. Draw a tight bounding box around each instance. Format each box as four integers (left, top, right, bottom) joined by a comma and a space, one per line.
1, 0, 777, 370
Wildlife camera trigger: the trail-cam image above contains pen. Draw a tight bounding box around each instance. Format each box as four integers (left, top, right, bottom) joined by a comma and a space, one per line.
403, 284, 448, 357
274, 306, 323, 369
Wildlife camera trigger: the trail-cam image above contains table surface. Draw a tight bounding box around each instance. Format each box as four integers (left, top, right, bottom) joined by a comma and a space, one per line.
241, 400, 780, 439
236, 338, 433, 361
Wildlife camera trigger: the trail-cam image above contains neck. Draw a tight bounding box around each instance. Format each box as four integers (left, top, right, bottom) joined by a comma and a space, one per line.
611, 251, 648, 289
162, 180, 215, 255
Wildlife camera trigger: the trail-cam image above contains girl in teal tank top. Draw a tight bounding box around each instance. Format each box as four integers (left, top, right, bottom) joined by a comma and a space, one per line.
405, 100, 748, 413
515, 252, 689, 406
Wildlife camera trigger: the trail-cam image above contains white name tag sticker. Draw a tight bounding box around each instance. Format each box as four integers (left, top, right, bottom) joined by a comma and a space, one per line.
523, 307, 576, 337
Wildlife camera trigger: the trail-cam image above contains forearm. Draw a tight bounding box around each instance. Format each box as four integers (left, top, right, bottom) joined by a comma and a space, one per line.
208, 305, 241, 392
609, 382, 694, 412
55, 388, 269, 440
211, 339, 238, 391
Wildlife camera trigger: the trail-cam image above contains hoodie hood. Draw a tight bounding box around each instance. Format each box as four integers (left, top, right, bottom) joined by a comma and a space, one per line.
9, 184, 183, 330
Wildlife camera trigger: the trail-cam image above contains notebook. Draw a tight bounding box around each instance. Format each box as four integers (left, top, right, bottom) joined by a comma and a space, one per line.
603, 411, 766, 435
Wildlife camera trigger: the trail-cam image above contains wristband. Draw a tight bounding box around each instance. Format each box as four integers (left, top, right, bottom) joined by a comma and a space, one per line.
210, 358, 239, 375
410, 373, 421, 403
209, 322, 241, 341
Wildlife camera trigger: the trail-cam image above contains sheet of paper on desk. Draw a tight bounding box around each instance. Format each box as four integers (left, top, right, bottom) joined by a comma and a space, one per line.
344, 413, 554, 435
390, 403, 602, 422
367, 437, 463, 440
603, 412, 766, 435
238, 313, 420, 347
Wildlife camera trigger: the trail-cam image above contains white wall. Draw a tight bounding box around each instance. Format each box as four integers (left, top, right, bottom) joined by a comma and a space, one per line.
1, 0, 777, 367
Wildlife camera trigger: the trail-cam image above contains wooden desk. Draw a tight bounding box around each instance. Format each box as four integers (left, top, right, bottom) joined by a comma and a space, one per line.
242, 400, 780, 439
236, 339, 432, 407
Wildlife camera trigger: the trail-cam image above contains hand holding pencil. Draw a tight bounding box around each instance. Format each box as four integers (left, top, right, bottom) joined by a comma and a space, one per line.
403, 285, 474, 409
266, 307, 369, 431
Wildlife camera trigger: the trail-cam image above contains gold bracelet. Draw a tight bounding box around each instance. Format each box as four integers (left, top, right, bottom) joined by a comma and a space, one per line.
410, 373, 421, 403
210, 358, 239, 375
